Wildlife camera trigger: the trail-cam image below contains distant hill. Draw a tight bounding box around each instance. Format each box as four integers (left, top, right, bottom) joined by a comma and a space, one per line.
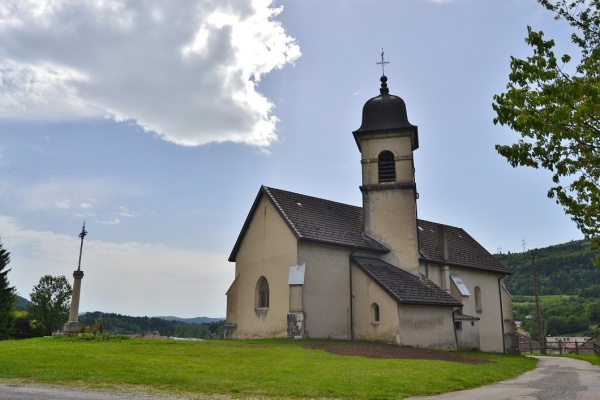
156, 316, 224, 324
495, 239, 600, 297
15, 295, 33, 310
79, 311, 225, 338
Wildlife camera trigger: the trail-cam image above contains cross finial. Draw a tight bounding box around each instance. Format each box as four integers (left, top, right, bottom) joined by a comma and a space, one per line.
79, 222, 88, 240
376, 48, 389, 76
77, 222, 88, 271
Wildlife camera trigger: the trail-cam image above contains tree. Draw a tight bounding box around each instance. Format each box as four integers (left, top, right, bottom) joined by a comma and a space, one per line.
28, 275, 72, 336
492, 0, 600, 261
0, 240, 16, 340
586, 300, 600, 323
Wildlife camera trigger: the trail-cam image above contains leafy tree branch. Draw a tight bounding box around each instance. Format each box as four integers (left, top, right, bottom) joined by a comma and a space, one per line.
493, 0, 600, 261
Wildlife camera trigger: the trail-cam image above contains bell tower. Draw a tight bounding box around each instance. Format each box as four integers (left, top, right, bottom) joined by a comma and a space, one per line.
352, 70, 420, 275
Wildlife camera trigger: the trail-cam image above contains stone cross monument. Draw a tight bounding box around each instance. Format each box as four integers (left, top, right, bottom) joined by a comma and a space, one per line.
63, 222, 88, 334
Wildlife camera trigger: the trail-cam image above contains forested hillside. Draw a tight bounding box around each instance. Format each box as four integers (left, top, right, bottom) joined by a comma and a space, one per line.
495, 240, 600, 337
495, 240, 600, 297
15, 295, 33, 310
79, 312, 225, 339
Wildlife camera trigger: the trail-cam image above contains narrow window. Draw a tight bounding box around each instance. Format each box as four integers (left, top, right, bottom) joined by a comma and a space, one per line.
371, 303, 380, 323
378, 151, 395, 183
257, 277, 269, 308
475, 286, 482, 313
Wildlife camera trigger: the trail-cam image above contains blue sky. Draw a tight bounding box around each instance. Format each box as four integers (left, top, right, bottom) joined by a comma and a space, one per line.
0, 0, 583, 318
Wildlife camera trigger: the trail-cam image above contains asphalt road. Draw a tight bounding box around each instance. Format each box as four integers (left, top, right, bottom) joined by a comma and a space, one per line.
0, 384, 184, 400
1, 356, 599, 399
406, 356, 600, 400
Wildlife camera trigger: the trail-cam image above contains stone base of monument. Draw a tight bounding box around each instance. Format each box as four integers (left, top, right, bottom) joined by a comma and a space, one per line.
63, 321, 82, 334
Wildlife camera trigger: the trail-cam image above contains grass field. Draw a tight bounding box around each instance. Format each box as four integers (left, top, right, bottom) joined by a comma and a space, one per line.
559, 354, 600, 366
0, 337, 537, 399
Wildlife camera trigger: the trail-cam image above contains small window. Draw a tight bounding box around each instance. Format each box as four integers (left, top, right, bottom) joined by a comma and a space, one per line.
454, 321, 462, 330
371, 303, 380, 323
378, 151, 395, 183
256, 276, 269, 308
450, 273, 471, 297
475, 286, 482, 313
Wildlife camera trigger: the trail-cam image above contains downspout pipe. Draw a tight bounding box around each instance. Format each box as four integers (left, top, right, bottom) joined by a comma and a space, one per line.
498, 275, 506, 354
349, 250, 357, 341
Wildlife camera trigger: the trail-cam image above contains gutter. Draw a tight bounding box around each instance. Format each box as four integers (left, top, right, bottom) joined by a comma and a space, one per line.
349, 250, 357, 341
498, 275, 506, 353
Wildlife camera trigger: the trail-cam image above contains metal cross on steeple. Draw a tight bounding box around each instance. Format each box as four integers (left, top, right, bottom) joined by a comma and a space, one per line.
77, 222, 88, 271
376, 48, 389, 76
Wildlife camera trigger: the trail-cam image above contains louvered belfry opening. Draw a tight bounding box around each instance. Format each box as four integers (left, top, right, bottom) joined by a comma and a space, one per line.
378, 151, 396, 183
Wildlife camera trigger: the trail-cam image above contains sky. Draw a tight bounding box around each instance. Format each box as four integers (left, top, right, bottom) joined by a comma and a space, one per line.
0, 0, 585, 318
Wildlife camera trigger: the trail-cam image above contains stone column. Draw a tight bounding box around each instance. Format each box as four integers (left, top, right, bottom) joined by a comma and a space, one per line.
63, 270, 84, 334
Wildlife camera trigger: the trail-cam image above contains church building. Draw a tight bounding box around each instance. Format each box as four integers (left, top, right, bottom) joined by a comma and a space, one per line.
225, 73, 518, 353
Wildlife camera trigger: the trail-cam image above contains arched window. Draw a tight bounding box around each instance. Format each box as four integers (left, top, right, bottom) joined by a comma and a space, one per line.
378, 151, 395, 183
475, 286, 482, 314
256, 277, 269, 308
371, 302, 380, 323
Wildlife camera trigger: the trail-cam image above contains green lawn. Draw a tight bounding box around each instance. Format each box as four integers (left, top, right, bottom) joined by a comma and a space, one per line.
562, 354, 600, 366
0, 337, 536, 399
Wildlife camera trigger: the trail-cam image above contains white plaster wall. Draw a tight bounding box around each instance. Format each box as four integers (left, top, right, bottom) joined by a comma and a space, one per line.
397, 305, 457, 350
351, 266, 400, 343
501, 283, 516, 332
359, 134, 420, 275
228, 196, 298, 339
360, 134, 415, 186
447, 267, 507, 352
298, 243, 353, 339
422, 261, 443, 287
363, 189, 420, 275
456, 320, 481, 351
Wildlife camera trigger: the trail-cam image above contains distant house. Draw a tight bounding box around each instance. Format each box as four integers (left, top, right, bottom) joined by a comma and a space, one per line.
225, 74, 518, 353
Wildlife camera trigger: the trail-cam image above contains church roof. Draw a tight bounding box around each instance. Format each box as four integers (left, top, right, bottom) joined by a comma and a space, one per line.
228, 186, 389, 261
352, 256, 462, 307
417, 220, 510, 275
229, 186, 511, 276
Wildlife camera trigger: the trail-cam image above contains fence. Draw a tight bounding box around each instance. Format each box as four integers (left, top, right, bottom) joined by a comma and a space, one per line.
519, 338, 600, 356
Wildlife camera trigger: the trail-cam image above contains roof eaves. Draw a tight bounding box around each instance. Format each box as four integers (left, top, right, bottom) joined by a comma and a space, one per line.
300, 237, 389, 253
418, 257, 512, 276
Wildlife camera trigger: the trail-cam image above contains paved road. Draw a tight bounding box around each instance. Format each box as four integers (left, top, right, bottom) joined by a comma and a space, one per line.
1, 356, 599, 399
406, 356, 600, 400
0, 384, 187, 400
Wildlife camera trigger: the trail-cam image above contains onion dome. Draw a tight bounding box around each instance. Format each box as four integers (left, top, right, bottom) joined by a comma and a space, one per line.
353, 75, 419, 151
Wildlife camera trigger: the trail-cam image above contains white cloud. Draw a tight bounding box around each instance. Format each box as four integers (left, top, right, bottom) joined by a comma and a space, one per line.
54, 199, 72, 209
0, 215, 232, 318
0, 0, 300, 148
118, 206, 135, 217
95, 218, 120, 225
12, 177, 142, 212
79, 201, 94, 209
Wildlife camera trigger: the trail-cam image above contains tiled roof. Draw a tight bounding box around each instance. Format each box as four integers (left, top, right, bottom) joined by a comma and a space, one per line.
230, 186, 511, 277
263, 186, 389, 253
417, 219, 511, 275
228, 186, 389, 261
454, 313, 480, 321
352, 256, 462, 307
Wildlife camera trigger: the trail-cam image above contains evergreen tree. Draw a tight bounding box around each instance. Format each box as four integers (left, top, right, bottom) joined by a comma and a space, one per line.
0, 240, 16, 340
